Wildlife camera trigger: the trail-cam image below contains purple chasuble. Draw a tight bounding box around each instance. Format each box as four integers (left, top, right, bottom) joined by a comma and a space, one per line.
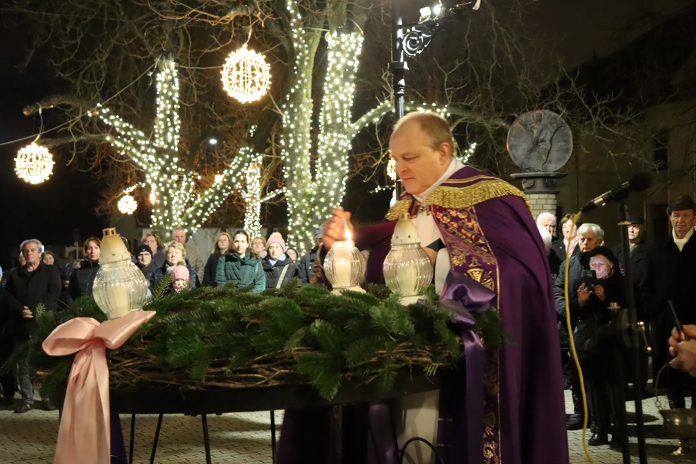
385, 166, 568, 464
277, 166, 568, 464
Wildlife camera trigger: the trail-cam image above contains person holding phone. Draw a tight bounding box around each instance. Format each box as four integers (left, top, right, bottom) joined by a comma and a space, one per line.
554, 222, 604, 430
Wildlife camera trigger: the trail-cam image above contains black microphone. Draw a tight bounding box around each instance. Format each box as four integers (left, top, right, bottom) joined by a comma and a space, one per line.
580, 172, 651, 213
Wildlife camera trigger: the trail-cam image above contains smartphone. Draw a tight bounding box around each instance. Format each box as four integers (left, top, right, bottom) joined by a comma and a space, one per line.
667, 300, 689, 341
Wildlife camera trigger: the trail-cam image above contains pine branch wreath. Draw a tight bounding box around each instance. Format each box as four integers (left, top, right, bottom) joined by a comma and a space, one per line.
32, 281, 504, 401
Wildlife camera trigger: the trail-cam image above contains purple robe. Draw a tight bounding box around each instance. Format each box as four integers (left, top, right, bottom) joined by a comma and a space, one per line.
278, 166, 569, 464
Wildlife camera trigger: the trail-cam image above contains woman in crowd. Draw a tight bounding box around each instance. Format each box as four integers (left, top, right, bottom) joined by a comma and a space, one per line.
262, 233, 299, 289
285, 247, 299, 263
216, 230, 265, 292
151, 241, 197, 290
42, 250, 57, 266
68, 237, 101, 301
251, 235, 267, 260
202, 232, 232, 287
142, 232, 166, 268
574, 246, 626, 447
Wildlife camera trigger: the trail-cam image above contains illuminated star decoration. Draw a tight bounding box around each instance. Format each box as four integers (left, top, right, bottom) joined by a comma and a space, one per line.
93, 58, 256, 233
15, 141, 55, 185
117, 194, 138, 215
221, 44, 271, 104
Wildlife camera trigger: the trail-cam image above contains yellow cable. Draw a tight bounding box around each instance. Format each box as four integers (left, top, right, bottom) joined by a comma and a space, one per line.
563, 211, 593, 463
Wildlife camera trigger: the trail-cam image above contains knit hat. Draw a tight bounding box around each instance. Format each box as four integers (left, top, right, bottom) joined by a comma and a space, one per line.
266, 232, 286, 252
135, 244, 153, 257
170, 264, 189, 281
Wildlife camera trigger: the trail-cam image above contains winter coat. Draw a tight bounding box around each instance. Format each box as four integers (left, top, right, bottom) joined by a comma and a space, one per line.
68, 259, 100, 301
202, 254, 222, 287
262, 257, 300, 289
216, 250, 265, 292
2, 263, 61, 341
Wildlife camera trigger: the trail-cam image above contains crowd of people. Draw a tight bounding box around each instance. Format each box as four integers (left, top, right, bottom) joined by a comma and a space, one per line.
0, 226, 318, 414
535, 196, 696, 450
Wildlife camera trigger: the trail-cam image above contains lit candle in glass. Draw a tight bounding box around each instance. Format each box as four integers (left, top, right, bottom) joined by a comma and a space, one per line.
324, 226, 366, 293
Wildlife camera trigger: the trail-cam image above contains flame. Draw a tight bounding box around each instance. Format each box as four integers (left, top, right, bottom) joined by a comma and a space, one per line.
345, 227, 352, 242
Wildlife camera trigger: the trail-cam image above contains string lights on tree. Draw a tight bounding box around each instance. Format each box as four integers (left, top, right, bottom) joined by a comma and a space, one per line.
14, 141, 55, 185
221, 44, 271, 104
93, 58, 256, 233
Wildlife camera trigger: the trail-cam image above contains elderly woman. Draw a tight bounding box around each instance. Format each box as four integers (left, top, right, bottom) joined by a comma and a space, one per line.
574, 246, 626, 447
68, 237, 101, 301
151, 241, 197, 290
554, 222, 604, 431
216, 230, 265, 292
202, 232, 232, 287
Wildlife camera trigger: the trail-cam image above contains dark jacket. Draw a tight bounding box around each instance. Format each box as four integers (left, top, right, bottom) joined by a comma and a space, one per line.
553, 253, 587, 321
612, 241, 648, 320
297, 247, 319, 284
262, 257, 300, 289
641, 232, 696, 370
136, 260, 159, 290
216, 250, 265, 292
551, 239, 578, 273
202, 254, 222, 287
68, 259, 100, 301
2, 263, 61, 340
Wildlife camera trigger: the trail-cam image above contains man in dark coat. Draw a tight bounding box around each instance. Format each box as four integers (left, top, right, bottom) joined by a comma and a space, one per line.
612, 215, 649, 320
641, 195, 696, 409
1, 238, 61, 412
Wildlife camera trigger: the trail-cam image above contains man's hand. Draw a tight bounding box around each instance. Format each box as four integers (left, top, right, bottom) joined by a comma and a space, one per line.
669, 325, 696, 377
322, 208, 353, 251
22, 306, 34, 319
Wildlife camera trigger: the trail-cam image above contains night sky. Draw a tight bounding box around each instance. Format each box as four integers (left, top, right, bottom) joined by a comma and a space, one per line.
0, 25, 106, 270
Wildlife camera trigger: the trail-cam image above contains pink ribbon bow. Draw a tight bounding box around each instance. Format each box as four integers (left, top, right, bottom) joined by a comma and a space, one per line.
42, 310, 156, 464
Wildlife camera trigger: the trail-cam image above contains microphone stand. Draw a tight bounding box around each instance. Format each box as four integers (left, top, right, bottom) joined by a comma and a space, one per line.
617, 202, 649, 464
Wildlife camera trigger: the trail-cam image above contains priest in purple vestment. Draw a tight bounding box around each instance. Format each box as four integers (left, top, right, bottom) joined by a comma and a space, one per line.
278, 111, 569, 464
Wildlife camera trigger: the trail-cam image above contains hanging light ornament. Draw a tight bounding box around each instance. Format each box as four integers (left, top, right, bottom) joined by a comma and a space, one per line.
14, 141, 55, 185
117, 194, 138, 215
220, 44, 271, 104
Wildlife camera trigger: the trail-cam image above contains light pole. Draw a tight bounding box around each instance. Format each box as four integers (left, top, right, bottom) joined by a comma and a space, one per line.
390, 1, 480, 195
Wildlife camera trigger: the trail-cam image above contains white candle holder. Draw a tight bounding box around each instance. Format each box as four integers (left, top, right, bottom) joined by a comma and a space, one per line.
323, 239, 366, 294
383, 215, 433, 304
92, 228, 151, 319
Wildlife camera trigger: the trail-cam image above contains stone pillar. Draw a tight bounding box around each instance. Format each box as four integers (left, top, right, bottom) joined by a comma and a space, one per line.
509, 172, 566, 220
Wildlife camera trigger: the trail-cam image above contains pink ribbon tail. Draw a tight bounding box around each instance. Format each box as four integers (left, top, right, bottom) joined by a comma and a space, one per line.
42, 310, 156, 464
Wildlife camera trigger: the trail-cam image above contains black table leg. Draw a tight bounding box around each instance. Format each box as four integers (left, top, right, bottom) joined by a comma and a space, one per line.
149, 413, 164, 464
270, 410, 277, 464
201, 413, 212, 464
129, 414, 136, 464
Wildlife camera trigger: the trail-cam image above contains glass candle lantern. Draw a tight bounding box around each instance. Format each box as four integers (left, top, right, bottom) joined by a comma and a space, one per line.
92, 227, 150, 319
383, 215, 434, 304
323, 230, 366, 294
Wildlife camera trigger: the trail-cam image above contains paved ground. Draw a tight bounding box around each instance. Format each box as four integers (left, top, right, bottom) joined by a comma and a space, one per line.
0, 390, 693, 463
